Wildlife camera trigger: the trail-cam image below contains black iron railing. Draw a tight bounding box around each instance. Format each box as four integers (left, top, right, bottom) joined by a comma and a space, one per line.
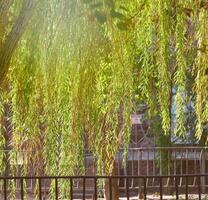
0, 174, 208, 200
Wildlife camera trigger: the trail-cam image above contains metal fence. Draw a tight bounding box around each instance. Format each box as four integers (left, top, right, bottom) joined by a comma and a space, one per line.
0, 174, 208, 200
116, 147, 208, 175
1, 147, 208, 199
84, 147, 208, 190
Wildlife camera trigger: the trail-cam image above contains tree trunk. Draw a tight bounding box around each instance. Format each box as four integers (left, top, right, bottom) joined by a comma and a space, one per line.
0, 0, 37, 85
104, 162, 119, 200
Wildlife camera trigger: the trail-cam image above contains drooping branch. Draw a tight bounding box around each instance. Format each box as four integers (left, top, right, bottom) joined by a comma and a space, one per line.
0, 0, 38, 85
0, 0, 13, 48
0, 0, 13, 15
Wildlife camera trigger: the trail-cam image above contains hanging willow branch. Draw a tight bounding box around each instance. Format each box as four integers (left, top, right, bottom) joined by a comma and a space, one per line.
174, 0, 188, 136
0, 0, 38, 85
0, 2, 208, 199
195, 4, 208, 139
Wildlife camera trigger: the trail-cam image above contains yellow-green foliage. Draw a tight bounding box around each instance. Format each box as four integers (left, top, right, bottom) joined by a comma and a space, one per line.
0, 1, 208, 197
195, 3, 208, 139
0, 91, 5, 174
1, 0, 133, 197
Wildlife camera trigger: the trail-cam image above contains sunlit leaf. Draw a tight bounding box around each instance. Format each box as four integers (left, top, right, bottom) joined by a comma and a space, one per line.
110, 9, 126, 19
117, 22, 128, 30
90, 2, 103, 9
94, 11, 107, 24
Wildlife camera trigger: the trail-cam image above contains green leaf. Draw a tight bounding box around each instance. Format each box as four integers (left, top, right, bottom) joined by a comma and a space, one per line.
117, 22, 128, 30
83, 0, 93, 4
119, 5, 128, 12
110, 9, 125, 19
105, 0, 115, 8
94, 11, 107, 24
90, 2, 103, 9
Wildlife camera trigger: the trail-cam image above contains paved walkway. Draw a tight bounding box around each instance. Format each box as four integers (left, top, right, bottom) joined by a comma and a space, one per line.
1, 195, 208, 200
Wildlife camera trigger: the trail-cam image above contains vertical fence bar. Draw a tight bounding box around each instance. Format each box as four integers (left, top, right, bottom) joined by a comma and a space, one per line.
143, 177, 147, 200
185, 176, 188, 200
180, 149, 183, 187
94, 177, 97, 200
55, 178, 58, 200
83, 177, 85, 200
1, 174, 208, 200
160, 150, 162, 175
186, 149, 188, 174
147, 150, 149, 184
174, 151, 176, 177
200, 149, 206, 193
109, 177, 112, 200
21, 178, 24, 200
159, 177, 163, 200
126, 177, 129, 200
70, 178, 73, 200
38, 178, 42, 200
138, 150, 140, 176
198, 176, 201, 200
153, 149, 156, 185
175, 176, 179, 200
132, 149, 134, 188
168, 149, 171, 176
4, 179, 7, 200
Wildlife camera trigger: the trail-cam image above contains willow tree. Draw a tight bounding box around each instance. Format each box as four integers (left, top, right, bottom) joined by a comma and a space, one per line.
0, 0, 133, 199
134, 0, 208, 142
0, 0, 38, 180
1, 0, 208, 199
0, 0, 38, 85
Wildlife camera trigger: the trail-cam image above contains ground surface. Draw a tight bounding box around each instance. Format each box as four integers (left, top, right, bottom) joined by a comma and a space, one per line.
1, 195, 208, 200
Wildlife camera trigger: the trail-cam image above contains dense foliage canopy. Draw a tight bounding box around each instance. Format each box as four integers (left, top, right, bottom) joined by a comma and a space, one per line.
0, 0, 208, 198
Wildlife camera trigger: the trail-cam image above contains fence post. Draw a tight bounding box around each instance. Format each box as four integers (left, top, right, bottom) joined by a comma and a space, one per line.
4, 179, 7, 200
200, 150, 206, 193
138, 178, 143, 199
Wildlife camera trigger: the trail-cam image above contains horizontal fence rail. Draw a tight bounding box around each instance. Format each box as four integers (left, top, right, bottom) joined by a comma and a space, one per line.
85, 147, 208, 191
1, 147, 208, 199
0, 174, 208, 200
